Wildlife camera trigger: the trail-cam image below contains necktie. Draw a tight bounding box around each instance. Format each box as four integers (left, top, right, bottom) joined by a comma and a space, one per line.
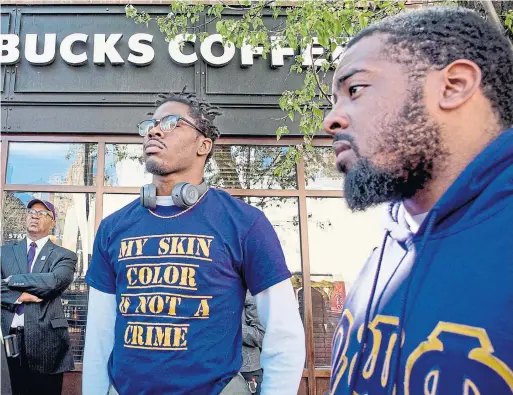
15, 242, 37, 315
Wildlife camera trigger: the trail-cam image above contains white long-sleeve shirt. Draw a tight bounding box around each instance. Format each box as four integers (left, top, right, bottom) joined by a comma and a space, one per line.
83, 280, 305, 395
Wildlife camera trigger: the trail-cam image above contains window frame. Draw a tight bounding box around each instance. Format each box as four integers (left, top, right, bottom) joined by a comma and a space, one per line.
0, 133, 341, 393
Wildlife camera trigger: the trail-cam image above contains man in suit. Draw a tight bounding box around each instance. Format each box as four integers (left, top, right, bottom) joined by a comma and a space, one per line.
1, 199, 77, 395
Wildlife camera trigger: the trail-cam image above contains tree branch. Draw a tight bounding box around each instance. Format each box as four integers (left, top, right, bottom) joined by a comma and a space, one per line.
310, 43, 333, 105
190, 16, 219, 30
479, 0, 513, 50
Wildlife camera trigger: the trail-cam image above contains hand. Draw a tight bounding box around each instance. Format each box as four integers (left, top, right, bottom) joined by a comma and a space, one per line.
17, 292, 42, 303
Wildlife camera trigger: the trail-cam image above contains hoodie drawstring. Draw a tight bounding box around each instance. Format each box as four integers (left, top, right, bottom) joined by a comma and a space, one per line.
347, 230, 391, 394
385, 209, 438, 395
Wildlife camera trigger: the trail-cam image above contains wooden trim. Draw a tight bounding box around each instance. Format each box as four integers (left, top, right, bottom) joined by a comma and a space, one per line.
3, 184, 96, 192
305, 190, 343, 197
222, 188, 299, 197
297, 155, 316, 395
103, 187, 141, 195
70, 364, 83, 372
314, 369, 332, 377
1, 134, 143, 144
0, 133, 333, 147
310, 138, 333, 147
301, 368, 330, 378
0, 140, 8, 245
0, 140, 7, 186
56, 187, 341, 197
95, 142, 105, 232
4, 186, 343, 198
0, 133, 341, 377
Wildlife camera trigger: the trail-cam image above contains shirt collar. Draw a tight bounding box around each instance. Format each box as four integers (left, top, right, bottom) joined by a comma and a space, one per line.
27, 235, 50, 251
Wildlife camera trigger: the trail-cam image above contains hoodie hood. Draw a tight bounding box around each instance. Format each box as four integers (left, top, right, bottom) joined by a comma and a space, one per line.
383, 202, 429, 244
383, 203, 411, 243
335, 128, 513, 395
384, 128, 513, 238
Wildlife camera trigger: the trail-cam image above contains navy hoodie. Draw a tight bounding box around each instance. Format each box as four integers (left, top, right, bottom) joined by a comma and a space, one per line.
330, 129, 513, 395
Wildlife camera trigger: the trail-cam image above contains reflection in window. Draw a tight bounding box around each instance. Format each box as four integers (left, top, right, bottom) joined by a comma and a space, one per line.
206, 145, 297, 189
103, 194, 139, 218
239, 196, 301, 274
6, 143, 97, 186
104, 144, 152, 187
239, 195, 305, 363
306, 198, 384, 367
304, 147, 343, 190
2, 191, 95, 364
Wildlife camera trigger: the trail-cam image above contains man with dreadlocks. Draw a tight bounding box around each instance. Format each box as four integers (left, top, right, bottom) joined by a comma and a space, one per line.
82, 91, 305, 395
323, 6, 513, 395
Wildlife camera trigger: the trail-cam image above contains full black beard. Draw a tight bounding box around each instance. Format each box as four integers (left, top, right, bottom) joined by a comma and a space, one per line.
341, 83, 443, 212
343, 157, 432, 212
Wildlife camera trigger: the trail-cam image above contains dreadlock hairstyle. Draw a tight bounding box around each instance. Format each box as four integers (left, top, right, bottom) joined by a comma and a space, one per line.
347, 7, 513, 129
151, 87, 223, 161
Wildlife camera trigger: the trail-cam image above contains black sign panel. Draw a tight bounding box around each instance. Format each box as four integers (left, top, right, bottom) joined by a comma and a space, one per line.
1, 6, 330, 136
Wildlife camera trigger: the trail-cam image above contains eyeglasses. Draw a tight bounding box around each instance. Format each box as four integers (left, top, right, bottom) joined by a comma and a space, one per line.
137, 115, 207, 138
26, 208, 54, 219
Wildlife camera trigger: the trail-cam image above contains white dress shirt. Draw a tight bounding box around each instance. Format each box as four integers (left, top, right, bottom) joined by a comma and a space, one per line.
11, 236, 50, 328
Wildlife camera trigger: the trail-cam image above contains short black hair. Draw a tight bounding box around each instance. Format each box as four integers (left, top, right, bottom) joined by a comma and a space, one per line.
153, 89, 222, 161
347, 7, 513, 129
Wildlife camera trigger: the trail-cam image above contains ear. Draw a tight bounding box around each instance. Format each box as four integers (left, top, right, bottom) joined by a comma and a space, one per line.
439, 59, 482, 110
197, 138, 213, 158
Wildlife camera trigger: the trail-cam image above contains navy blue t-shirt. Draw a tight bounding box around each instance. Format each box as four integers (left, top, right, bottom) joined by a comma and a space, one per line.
85, 189, 291, 395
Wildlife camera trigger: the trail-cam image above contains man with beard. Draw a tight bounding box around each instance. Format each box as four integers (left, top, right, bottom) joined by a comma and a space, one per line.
82, 92, 305, 395
323, 7, 513, 395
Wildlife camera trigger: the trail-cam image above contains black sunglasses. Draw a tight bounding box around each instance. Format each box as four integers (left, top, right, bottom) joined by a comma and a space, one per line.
137, 115, 207, 138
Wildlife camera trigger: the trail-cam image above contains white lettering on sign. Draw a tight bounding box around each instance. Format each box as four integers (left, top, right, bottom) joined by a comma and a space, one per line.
60, 33, 88, 66
168, 34, 198, 66
331, 45, 345, 67
302, 38, 326, 68
93, 34, 124, 65
0, 33, 341, 69
270, 36, 295, 68
25, 33, 57, 66
128, 33, 154, 66
200, 34, 235, 67
0, 34, 20, 65
240, 41, 264, 68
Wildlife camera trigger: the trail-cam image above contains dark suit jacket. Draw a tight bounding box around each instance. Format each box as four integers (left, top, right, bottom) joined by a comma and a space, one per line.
1, 238, 77, 374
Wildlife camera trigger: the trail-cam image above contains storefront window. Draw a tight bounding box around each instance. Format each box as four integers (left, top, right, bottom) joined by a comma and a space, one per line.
304, 147, 343, 190
103, 194, 139, 217
306, 197, 384, 367
240, 196, 301, 274
238, 196, 304, 335
6, 142, 98, 186
207, 145, 297, 189
2, 191, 95, 363
2, 137, 360, 376
104, 144, 152, 187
